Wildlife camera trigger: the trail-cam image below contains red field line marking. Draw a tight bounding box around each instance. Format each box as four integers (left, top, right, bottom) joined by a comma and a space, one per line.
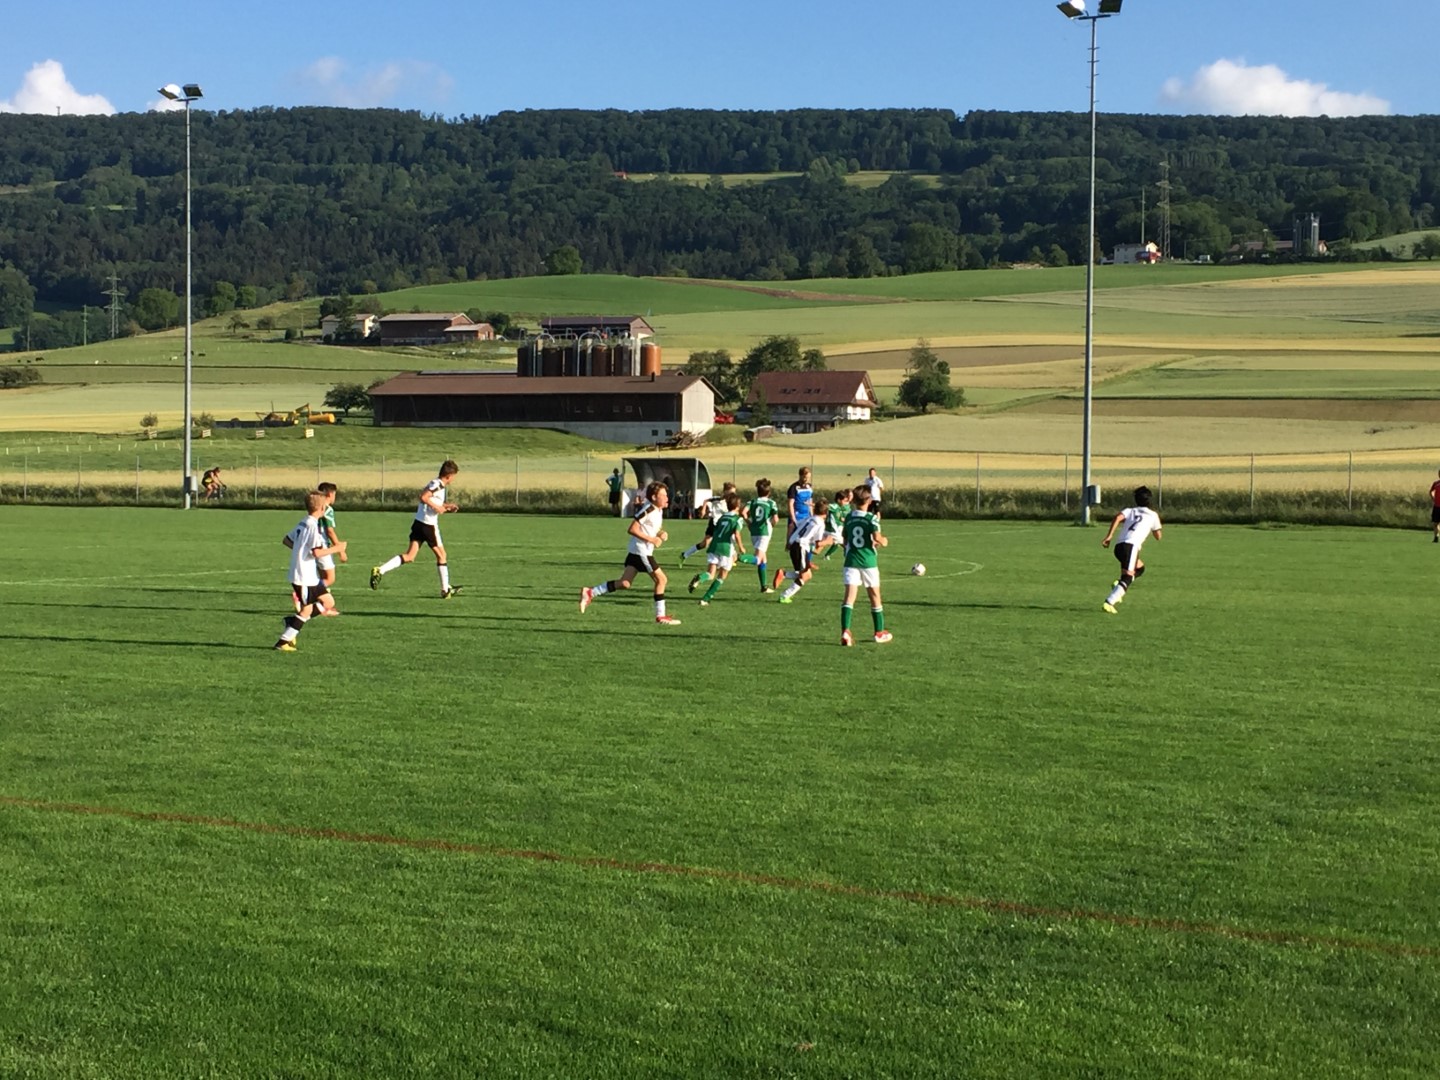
4, 794, 1434, 960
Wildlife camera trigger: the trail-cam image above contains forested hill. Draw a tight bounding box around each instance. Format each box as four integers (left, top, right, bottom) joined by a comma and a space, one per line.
2, 106, 1438, 310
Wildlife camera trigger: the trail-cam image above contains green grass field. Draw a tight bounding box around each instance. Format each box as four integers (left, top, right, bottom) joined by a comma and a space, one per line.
1, 507, 1437, 1077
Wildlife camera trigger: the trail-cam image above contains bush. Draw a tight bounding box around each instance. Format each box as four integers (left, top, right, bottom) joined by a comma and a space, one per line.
0, 366, 42, 388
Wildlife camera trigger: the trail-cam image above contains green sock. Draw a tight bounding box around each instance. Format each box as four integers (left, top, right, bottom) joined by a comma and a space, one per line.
873, 606, 884, 632
841, 604, 853, 631
702, 577, 723, 601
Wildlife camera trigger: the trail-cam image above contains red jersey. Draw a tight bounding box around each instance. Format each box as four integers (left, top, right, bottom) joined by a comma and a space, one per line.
1430, 480, 1440, 508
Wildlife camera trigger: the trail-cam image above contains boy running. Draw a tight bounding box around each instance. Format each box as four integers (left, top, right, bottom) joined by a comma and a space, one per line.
371, 460, 462, 599
838, 487, 891, 646
275, 491, 347, 652
776, 498, 828, 603
681, 481, 737, 562
580, 480, 682, 625
786, 466, 814, 535
689, 491, 747, 605
818, 488, 852, 560
1101, 485, 1163, 614
312, 481, 344, 615
744, 478, 781, 592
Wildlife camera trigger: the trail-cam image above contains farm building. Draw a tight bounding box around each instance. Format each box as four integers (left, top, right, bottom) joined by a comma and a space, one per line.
378, 312, 479, 346
367, 371, 715, 443
319, 312, 378, 341
541, 315, 654, 339
744, 371, 878, 434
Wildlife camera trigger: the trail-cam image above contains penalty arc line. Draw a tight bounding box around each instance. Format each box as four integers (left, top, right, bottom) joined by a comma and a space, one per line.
0, 794, 1432, 961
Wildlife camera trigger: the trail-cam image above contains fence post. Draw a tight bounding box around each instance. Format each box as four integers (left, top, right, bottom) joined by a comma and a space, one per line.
1157, 455, 1163, 510
380, 455, 386, 505
22, 454, 26, 501
585, 452, 590, 502
975, 452, 981, 513
891, 452, 896, 498
76, 455, 82, 502
732, 456, 737, 486
515, 456, 520, 506
135, 456, 140, 503
1064, 453, 1069, 512
317, 453, 322, 487
1249, 453, 1255, 515
253, 454, 259, 504
1347, 450, 1353, 511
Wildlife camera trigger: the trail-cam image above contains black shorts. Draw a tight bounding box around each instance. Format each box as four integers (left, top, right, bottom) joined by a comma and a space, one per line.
1430, 505, 1440, 524
609, 490, 621, 505
789, 543, 810, 573
703, 520, 716, 538
294, 583, 330, 608
1113, 543, 1140, 574
624, 552, 659, 575
409, 520, 440, 548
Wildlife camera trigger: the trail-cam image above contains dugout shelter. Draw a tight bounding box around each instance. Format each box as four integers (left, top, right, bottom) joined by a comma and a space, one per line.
622, 456, 712, 518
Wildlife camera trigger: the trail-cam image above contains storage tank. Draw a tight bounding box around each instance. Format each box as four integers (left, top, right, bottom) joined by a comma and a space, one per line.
541, 345, 564, 378
614, 341, 635, 377
515, 342, 534, 377
563, 340, 582, 378
640, 342, 662, 377
591, 345, 612, 377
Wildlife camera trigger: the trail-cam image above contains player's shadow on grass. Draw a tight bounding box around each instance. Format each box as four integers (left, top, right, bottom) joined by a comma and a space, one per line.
0, 632, 274, 651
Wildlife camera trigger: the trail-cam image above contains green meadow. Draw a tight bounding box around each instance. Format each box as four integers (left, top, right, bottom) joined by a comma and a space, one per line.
0, 508, 1436, 1078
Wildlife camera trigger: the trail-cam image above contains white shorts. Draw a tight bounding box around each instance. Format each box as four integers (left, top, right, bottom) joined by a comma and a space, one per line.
706, 552, 735, 572
825, 529, 842, 545
749, 533, 772, 556
842, 566, 881, 589
316, 554, 336, 571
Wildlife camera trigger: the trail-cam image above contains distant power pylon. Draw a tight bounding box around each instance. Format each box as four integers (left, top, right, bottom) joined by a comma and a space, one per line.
1158, 157, 1172, 261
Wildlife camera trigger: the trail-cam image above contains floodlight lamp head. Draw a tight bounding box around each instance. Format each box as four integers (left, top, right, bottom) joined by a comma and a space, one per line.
182, 84, 203, 99
1098, 0, 1123, 12
1057, 0, 1086, 16
158, 84, 183, 100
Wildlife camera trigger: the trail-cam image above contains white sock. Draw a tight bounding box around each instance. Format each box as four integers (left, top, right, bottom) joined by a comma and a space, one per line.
379, 555, 402, 574
1106, 584, 1125, 605
684, 544, 701, 558
655, 597, 666, 617
591, 582, 610, 597
782, 582, 802, 599
438, 564, 451, 591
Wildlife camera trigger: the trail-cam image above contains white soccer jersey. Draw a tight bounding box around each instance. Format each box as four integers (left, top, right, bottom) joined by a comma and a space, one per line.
287, 516, 324, 587
627, 502, 664, 558
1115, 506, 1162, 549
414, 478, 447, 526
788, 515, 825, 554
704, 496, 727, 524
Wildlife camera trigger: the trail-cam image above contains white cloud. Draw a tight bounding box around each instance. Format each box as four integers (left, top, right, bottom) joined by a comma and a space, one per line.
0, 59, 115, 115
294, 56, 455, 108
1160, 58, 1391, 117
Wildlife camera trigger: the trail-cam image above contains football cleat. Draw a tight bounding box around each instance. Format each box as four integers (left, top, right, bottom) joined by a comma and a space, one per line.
655, 614, 682, 626
579, 586, 593, 614
874, 630, 893, 644
762, 587, 775, 594
273, 641, 297, 652
840, 630, 854, 647
687, 574, 702, 594
778, 595, 793, 604
679, 550, 690, 563
1102, 602, 1118, 615
441, 586, 463, 600
698, 600, 709, 607
370, 566, 382, 590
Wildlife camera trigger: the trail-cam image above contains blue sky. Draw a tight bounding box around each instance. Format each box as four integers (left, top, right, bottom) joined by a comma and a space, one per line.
3, 0, 1428, 119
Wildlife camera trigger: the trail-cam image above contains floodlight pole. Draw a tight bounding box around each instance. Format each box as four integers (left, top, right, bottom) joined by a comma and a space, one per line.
1059, 3, 1119, 524
1082, 13, 1100, 525
161, 83, 202, 508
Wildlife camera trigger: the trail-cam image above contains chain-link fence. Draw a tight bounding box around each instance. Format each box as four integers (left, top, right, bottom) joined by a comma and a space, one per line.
2, 439, 1434, 520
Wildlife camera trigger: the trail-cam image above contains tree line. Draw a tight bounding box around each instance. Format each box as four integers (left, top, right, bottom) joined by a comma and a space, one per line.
1, 106, 1438, 334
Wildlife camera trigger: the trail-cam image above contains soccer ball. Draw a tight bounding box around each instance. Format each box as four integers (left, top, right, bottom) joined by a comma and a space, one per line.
911, 563, 926, 577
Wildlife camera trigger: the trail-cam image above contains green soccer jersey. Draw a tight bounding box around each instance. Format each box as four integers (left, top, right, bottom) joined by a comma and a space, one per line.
826, 503, 847, 533
709, 511, 744, 557
842, 510, 882, 569
321, 505, 337, 537
745, 496, 779, 537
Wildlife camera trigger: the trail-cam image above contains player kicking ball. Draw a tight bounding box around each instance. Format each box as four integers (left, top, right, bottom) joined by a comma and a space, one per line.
837, 487, 891, 646
580, 480, 682, 625
1100, 485, 1163, 614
